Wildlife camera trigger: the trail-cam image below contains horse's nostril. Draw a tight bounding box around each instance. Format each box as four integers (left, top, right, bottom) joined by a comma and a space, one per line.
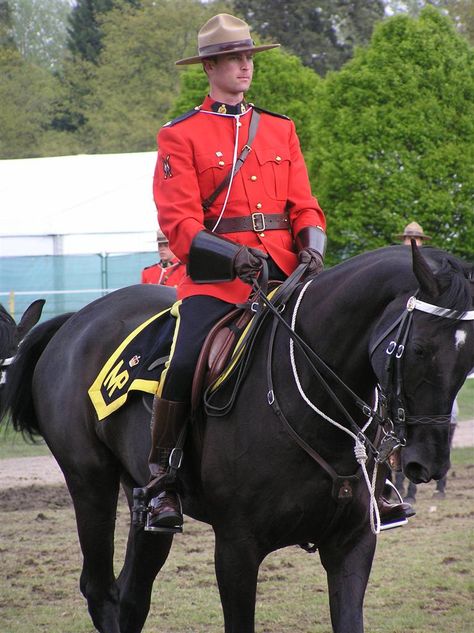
404, 462, 430, 484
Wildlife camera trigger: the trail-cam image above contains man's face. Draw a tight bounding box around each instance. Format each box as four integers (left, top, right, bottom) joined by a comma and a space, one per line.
403, 237, 423, 246
158, 243, 173, 263
204, 52, 254, 99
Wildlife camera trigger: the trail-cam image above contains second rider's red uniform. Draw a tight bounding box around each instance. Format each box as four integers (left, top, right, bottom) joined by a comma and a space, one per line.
141, 258, 186, 287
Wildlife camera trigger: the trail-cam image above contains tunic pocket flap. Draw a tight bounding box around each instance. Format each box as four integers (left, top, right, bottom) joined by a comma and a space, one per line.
254, 147, 290, 166
196, 153, 229, 173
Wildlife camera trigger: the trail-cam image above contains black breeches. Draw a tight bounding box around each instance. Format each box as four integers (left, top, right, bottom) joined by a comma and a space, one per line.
160, 296, 233, 402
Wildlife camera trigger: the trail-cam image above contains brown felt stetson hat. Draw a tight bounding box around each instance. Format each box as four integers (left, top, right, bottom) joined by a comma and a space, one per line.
394, 221, 431, 241
175, 13, 280, 66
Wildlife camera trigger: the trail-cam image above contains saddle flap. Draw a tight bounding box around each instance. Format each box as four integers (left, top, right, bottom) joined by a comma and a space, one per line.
191, 308, 252, 412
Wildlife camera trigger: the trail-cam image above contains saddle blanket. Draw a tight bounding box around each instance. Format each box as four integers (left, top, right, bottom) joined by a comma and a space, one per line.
88, 306, 176, 421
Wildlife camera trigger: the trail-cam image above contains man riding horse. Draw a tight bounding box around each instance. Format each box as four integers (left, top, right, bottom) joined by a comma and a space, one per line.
147, 13, 412, 533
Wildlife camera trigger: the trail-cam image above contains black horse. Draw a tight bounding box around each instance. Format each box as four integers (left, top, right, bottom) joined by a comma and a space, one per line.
2, 245, 473, 633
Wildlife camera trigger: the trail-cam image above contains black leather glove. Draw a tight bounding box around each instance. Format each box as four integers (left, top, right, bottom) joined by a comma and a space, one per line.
233, 246, 268, 284
296, 226, 326, 278
298, 248, 324, 276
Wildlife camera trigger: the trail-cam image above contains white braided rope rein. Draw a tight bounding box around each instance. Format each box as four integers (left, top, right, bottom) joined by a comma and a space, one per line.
288, 279, 381, 534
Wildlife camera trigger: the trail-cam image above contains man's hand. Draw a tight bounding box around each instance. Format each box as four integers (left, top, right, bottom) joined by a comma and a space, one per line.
234, 246, 268, 284
298, 248, 324, 277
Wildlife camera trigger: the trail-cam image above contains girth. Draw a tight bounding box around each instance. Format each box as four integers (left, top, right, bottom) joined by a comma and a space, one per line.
204, 212, 289, 233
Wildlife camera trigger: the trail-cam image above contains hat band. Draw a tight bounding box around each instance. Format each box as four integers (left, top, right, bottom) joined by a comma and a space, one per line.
199, 38, 254, 57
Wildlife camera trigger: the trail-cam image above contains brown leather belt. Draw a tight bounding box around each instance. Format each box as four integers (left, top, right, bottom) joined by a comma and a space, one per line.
204, 212, 289, 234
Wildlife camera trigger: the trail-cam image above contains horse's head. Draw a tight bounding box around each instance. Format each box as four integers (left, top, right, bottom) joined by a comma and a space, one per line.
0, 300, 45, 389
370, 244, 474, 484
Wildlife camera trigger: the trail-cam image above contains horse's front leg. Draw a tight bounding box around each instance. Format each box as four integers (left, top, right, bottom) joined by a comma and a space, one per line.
318, 527, 376, 633
116, 490, 174, 633
214, 531, 263, 633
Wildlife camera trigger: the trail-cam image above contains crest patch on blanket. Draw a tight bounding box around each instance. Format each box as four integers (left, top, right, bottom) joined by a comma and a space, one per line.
88, 306, 175, 420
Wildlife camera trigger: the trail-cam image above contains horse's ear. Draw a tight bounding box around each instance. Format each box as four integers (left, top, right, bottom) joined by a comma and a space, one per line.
16, 299, 45, 339
411, 240, 439, 298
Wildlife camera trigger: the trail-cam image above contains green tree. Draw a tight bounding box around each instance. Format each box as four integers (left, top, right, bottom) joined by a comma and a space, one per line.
11, 0, 71, 70
310, 7, 474, 264
170, 47, 321, 153
0, 0, 15, 48
384, 1, 474, 44
439, 0, 474, 44
0, 47, 61, 158
67, 0, 138, 63
233, 0, 385, 76
80, 0, 229, 153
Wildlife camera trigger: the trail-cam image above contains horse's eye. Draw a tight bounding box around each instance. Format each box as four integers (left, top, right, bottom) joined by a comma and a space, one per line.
412, 344, 425, 358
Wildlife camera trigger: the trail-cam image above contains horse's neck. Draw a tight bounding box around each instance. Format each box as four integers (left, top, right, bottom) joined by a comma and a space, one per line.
294, 266, 407, 402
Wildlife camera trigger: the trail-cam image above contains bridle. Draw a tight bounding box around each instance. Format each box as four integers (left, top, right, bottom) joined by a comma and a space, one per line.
0, 356, 14, 386
203, 265, 473, 535
370, 295, 474, 447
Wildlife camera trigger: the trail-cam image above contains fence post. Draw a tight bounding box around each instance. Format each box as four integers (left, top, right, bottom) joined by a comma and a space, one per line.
9, 290, 15, 319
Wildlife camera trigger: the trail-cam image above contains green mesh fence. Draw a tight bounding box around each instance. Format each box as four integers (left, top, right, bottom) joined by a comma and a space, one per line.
0, 252, 159, 322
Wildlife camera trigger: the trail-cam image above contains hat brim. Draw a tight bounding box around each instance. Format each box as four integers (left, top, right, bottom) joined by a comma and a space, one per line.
176, 43, 280, 66
394, 233, 431, 240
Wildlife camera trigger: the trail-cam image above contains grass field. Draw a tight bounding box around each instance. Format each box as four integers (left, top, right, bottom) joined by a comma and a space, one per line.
0, 448, 472, 633
457, 377, 474, 421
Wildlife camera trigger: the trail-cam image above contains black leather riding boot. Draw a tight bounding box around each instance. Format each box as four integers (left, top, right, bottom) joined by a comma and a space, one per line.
145, 397, 188, 534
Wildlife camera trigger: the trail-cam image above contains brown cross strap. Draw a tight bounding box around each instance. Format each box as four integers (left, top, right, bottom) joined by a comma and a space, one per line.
204, 212, 290, 234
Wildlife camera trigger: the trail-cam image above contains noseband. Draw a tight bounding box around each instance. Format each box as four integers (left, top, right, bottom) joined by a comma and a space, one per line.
371, 295, 474, 445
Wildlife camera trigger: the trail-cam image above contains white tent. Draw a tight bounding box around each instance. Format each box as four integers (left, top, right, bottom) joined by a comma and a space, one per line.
0, 152, 160, 256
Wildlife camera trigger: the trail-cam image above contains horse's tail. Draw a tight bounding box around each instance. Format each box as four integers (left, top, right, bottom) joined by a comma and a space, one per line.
1, 313, 74, 440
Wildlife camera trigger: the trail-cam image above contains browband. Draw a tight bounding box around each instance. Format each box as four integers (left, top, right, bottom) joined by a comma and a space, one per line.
406, 296, 474, 321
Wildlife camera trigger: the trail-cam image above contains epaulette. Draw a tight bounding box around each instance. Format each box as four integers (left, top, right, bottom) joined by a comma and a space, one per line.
163, 107, 200, 127
249, 104, 290, 120
143, 263, 158, 270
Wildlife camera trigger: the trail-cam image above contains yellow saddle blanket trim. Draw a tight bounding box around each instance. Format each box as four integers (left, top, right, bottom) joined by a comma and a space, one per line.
88, 305, 175, 421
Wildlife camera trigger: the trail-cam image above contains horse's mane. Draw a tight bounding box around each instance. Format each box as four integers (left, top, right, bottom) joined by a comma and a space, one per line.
330, 246, 472, 313
0, 304, 16, 360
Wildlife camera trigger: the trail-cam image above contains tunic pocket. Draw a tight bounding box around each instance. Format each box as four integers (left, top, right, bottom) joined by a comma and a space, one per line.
195, 152, 228, 194
254, 147, 290, 201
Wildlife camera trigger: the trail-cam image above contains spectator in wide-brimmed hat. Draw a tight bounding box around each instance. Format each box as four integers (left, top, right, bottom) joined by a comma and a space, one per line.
394, 221, 431, 246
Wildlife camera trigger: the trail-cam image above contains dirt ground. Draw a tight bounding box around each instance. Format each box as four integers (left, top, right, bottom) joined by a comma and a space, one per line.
0, 424, 473, 633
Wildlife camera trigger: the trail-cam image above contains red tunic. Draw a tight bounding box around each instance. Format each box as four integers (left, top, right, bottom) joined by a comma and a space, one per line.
141, 257, 186, 287
153, 97, 326, 304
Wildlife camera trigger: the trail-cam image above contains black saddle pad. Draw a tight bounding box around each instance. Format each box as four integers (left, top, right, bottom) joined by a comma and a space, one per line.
88, 306, 175, 420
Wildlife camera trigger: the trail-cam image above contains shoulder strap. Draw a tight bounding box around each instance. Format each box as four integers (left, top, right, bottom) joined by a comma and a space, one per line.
250, 104, 290, 120
163, 108, 200, 127
202, 110, 261, 211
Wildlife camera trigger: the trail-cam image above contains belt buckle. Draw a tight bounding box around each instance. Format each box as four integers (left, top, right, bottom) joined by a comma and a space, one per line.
252, 212, 265, 232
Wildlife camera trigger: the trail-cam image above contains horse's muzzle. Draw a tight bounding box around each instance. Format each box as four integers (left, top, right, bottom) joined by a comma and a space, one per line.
403, 461, 431, 484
